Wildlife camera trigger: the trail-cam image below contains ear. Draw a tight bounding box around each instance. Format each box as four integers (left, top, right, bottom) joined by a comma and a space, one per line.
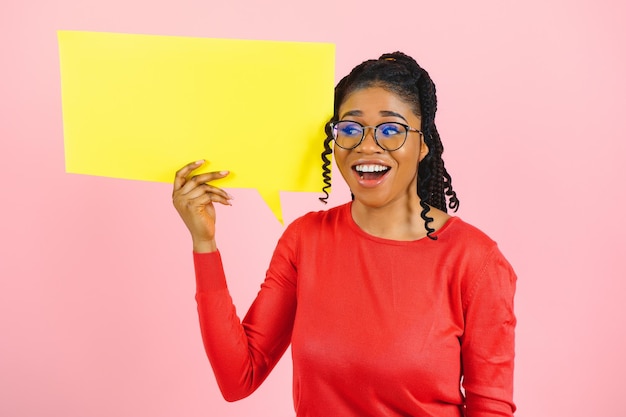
418, 140, 429, 162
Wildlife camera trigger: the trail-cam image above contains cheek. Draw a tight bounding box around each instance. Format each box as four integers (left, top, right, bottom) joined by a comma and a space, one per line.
333, 144, 346, 164
333, 148, 353, 181
396, 156, 421, 185
395, 146, 421, 168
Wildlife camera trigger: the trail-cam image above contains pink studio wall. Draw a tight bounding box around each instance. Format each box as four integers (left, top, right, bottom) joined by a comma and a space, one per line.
1, 1, 625, 416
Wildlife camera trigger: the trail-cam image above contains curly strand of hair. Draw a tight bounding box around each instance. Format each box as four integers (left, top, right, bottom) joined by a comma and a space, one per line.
433, 141, 448, 211
442, 167, 459, 212
420, 167, 441, 240
319, 131, 333, 204
419, 199, 437, 240
415, 78, 458, 236
434, 167, 446, 211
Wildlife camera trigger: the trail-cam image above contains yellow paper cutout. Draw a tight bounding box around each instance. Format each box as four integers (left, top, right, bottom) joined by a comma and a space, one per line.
58, 31, 335, 223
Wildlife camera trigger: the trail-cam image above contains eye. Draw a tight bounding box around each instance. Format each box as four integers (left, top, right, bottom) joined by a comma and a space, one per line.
336, 121, 363, 137
378, 123, 404, 138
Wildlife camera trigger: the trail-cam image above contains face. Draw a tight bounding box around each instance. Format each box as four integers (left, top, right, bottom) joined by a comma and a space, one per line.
334, 86, 428, 209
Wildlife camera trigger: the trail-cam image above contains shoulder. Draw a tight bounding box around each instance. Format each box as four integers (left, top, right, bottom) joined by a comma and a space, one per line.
270, 203, 350, 269
438, 218, 516, 305
437, 217, 514, 277
276, 203, 351, 255
286, 202, 350, 231
437, 217, 498, 251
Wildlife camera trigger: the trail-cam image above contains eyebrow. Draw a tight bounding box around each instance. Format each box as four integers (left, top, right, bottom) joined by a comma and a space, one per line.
339, 110, 409, 123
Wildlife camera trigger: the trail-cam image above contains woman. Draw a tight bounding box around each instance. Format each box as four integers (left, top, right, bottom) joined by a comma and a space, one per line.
173, 52, 516, 417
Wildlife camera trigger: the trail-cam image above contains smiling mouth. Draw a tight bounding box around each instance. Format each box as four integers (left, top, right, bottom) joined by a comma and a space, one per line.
353, 164, 390, 180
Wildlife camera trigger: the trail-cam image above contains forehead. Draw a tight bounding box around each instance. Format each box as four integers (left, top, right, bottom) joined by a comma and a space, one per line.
339, 86, 419, 119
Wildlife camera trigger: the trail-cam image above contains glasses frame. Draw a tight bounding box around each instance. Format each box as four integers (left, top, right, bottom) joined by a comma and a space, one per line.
330, 120, 423, 151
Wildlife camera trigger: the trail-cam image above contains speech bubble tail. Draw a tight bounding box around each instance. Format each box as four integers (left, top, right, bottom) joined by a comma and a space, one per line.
258, 189, 283, 225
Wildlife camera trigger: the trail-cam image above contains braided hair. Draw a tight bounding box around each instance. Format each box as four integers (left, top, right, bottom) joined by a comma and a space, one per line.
319, 52, 459, 240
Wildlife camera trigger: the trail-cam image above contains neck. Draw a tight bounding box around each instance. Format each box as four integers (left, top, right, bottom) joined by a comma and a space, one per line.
350, 194, 429, 241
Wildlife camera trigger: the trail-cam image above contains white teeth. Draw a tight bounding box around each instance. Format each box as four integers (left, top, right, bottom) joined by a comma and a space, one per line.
355, 164, 389, 173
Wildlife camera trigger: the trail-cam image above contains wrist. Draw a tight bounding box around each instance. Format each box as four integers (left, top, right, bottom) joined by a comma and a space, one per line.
192, 238, 217, 253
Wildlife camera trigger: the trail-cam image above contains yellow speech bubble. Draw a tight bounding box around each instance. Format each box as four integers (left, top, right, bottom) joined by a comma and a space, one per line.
58, 31, 335, 223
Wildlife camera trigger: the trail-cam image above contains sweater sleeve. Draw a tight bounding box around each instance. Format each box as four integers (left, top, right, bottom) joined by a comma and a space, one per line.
193, 224, 299, 401
461, 246, 517, 417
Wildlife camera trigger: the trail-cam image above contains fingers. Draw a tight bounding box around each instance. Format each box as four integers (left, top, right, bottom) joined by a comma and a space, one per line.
174, 160, 205, 191
172, 160, 233, 248
173, 160, 233, 207
179, 182, 233, 207
178, 172, 232, 200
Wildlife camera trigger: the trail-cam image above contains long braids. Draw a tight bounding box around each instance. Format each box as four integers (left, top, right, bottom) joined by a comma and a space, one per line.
320, 52, 459, 239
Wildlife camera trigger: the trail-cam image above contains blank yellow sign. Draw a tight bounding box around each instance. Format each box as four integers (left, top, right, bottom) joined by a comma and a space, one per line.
58, 31, 335, 223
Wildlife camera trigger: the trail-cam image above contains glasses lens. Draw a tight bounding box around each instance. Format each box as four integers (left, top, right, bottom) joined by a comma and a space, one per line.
376, 123, 407, 150
333, 121, 364, 149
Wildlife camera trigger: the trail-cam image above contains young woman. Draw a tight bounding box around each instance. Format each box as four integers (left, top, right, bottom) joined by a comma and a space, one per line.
172, 52, 516, 417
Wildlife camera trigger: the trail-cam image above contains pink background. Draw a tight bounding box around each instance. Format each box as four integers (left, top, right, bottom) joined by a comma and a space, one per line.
1, 1, 625, 416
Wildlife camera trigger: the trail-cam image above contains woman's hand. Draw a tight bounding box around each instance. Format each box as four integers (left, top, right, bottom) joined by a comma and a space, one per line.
172, 160, 233, 253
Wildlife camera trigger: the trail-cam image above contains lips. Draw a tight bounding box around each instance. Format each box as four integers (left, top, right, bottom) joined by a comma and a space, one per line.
352, 163, 391, 186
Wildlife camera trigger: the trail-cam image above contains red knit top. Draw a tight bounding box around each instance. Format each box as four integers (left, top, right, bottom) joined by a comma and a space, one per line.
194, 203, 516, 416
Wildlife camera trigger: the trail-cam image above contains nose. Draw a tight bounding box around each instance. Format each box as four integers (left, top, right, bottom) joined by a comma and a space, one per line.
356, 127, 382, 152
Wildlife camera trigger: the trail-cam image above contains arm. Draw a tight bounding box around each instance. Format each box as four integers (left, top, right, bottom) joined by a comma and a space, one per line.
461, 247, 517, 417
172, 160, 299, 400
194, 243, 297, 401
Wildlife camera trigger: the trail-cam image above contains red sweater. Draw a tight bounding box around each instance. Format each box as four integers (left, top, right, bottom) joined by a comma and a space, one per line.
194, 203, 516, 416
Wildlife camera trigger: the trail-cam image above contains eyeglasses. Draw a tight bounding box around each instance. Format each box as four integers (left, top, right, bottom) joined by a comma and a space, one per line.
330, 121, 422, 151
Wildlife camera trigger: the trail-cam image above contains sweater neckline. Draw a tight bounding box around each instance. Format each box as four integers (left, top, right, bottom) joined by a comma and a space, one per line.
342, 202, 458, 246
